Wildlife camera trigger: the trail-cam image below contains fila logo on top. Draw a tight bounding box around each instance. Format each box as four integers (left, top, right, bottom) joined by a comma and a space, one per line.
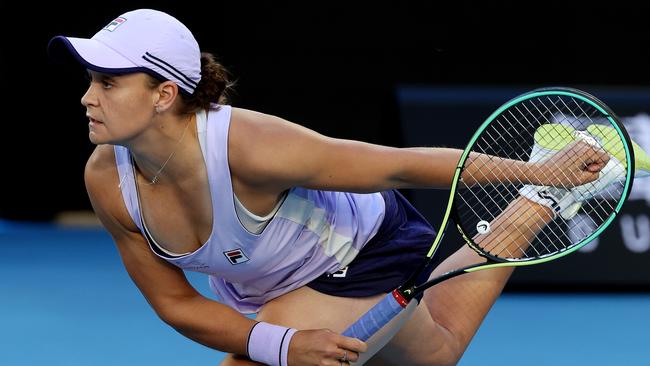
223, 248, 250, 265
104, 17, 126, 32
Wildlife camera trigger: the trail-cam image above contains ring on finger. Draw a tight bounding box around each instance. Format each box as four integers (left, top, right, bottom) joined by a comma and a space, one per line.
340, 350, 349, 363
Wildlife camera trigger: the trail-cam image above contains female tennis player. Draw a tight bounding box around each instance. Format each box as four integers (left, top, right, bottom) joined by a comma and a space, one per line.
48, 8, 623, 366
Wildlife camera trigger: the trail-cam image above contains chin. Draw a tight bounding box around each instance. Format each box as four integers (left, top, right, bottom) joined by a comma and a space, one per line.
88, 132, 109, 145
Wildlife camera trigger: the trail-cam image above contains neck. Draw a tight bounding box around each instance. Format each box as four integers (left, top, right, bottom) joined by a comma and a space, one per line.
128, 113, 197, 185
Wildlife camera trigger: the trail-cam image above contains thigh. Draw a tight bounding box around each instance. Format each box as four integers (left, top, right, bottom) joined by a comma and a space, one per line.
368, 246, 507, 366
218, 286, 383, 366
220, 354, 264, 366
256, 285, 382, 331
219, 285, 420, 366
367, 301, 455, 366
259, 286, 423, 365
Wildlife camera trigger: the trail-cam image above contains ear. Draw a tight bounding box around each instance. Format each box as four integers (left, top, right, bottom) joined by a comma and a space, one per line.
153, 81, 180, 113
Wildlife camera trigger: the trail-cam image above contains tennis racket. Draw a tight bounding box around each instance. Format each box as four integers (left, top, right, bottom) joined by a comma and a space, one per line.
343, 87, 636, 341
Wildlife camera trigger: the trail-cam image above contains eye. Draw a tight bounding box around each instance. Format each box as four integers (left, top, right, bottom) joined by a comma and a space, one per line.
101, 80, 114, 89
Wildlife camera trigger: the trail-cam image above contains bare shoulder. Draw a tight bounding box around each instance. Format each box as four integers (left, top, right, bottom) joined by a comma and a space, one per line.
85, 144, 117, 176
84, 144, 119, 192
228, 107, 327, 187
230, 107, 317, 138
227, 106, 403, 193
84, 144, 138, 233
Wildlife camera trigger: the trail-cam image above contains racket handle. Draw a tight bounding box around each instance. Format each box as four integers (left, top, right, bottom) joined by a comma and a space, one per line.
342, 290, 409, 341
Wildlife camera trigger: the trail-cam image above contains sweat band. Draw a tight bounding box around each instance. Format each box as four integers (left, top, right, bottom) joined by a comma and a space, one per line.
247, 322, 298, 366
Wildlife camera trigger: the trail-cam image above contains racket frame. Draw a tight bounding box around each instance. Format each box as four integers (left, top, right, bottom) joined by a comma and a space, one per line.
344, 88, 636, 341
401, 87, 635, 299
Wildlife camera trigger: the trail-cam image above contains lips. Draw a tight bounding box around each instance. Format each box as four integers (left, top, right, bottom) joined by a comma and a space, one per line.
87, 115, 103, 124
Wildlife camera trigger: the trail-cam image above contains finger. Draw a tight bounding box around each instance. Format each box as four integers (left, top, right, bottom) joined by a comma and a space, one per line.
586, 161, 606, 173
336, 335, 368, 353
599, 149, 610, 164
588, 145, 610, 162
332, 352, 351, 366
580, 147, 608, 170
336, 349, 360, 363
592, 153, 610, 167
346, 351, 360, 362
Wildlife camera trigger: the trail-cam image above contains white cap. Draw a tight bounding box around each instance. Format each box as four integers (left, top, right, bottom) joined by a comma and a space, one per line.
48, 9, 201, 95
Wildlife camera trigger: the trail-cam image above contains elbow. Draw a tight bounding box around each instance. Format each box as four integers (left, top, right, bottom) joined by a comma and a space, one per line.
440, 350, 465, 366
155, 302, 180, 327
431, 342, 465, 366
151, 297, 192, 329
419, 325, 467, 366
410, 344, 464, 366
427, 345, 465, 366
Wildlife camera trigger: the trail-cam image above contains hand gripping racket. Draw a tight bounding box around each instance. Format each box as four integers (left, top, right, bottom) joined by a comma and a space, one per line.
343, 87, 636, 341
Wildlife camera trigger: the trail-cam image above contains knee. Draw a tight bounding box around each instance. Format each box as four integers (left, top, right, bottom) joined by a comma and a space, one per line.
420, 348, 463, 366
399, 347, 463, 366
417, 328, 464, 366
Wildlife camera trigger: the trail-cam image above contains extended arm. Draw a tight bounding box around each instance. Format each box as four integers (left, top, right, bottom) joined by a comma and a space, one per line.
229, 109, 604, 194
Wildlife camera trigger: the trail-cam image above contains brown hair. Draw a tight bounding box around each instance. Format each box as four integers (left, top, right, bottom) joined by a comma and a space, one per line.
148, 52, 234, 114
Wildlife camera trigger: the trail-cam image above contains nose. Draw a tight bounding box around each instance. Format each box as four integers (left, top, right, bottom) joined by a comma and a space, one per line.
81, 83, 98, 108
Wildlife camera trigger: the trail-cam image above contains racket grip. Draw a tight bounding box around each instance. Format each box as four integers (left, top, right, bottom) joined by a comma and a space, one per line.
342, 290, 409, 341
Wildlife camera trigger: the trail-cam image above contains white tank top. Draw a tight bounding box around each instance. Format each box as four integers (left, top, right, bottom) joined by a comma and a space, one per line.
233, 190, 286, 235
114, 105, 385, 313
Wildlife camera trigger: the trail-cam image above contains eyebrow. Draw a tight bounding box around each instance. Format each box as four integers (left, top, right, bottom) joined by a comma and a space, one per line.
87, 71, 118, 81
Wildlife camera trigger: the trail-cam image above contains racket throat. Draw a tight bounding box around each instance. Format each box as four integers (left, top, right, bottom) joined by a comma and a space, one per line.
395, 285, 416, 302
397, 259, 436, 300
390, 289, 410, 307
412, 263, 484, 294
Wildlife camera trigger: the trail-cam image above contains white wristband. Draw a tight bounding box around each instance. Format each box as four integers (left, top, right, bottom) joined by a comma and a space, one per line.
247, 322, 298, 366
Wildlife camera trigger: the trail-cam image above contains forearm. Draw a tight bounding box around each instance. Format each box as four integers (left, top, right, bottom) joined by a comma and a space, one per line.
397, 148, 540, 189
462, 151, 541, 187
163, 295, 367, 366
160, 295, 257, 355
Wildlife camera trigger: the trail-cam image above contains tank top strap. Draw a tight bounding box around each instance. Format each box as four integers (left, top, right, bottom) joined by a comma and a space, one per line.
113, 145, 144, 231
203, 105, 240, 230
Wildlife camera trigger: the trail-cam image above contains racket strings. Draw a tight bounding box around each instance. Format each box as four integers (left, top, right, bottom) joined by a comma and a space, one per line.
456, 94, 629, 261
477, 201, 560, 258
459, 165, 568, 259
537, 96, 627, 207
548, 96, 628, 216
524, 96, 627, 197
459, 182, 565, 259
458, 185, 538, 258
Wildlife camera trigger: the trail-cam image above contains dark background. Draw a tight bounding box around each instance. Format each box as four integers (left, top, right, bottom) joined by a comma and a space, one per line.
3, 0, 649, 219
1, 1, 648, 289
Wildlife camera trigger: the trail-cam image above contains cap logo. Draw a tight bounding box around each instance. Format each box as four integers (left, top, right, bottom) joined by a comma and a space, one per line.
103, 17, 127, 32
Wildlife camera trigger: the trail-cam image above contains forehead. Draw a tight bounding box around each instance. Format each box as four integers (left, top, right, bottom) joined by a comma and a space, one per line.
86, 70, 148, 82
87, 69, 116, 79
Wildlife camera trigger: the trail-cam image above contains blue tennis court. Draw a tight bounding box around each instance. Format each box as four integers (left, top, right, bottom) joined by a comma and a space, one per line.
2, 221, 648, 365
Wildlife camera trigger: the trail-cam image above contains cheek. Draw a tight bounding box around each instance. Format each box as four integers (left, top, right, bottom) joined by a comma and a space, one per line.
97, 90, 155, 142
106, 91, 154, 122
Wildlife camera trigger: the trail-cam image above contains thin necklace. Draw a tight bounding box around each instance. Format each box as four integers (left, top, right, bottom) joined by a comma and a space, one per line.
146, 117, 192, 185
